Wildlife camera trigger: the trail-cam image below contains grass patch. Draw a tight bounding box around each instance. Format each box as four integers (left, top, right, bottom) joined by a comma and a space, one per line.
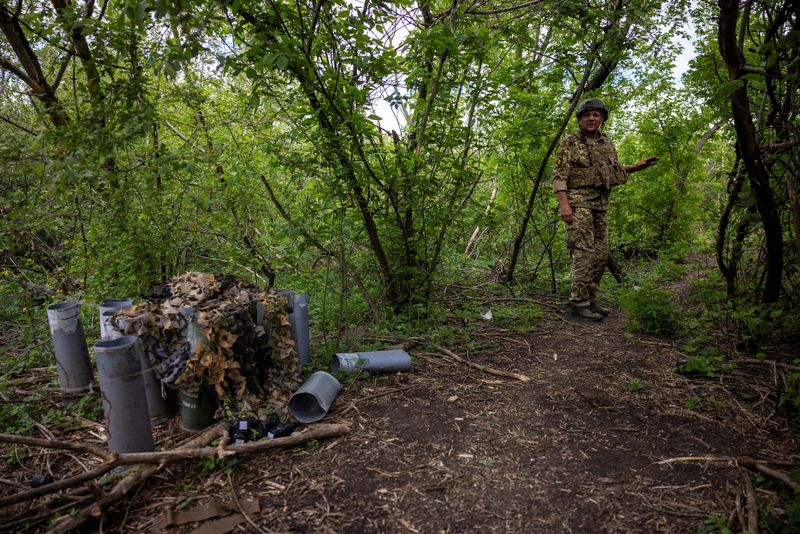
491, 303, 542, 334
621, 378, 647, 393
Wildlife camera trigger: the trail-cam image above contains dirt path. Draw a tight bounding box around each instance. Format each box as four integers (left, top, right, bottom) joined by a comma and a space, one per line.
110, 301, 797, 533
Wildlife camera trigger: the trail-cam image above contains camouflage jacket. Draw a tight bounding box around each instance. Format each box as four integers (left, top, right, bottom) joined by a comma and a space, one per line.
552, 130, 627, 210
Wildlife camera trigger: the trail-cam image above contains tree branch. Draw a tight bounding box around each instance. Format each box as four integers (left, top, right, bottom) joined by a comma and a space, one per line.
695, 121, 723, 156
0, 113, 37, 135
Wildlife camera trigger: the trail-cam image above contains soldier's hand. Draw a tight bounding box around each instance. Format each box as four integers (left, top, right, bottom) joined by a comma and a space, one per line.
560, 203, 573, 225
635, 156, 658, 171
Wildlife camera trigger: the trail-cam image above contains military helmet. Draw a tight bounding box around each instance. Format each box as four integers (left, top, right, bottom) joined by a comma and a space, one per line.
576, 98, 609, 120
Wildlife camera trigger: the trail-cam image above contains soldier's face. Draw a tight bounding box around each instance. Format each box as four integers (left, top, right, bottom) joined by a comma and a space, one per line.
579, 110, 604, 135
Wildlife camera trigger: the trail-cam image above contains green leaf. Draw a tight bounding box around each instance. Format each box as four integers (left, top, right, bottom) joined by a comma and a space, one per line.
276, 55, 289, 71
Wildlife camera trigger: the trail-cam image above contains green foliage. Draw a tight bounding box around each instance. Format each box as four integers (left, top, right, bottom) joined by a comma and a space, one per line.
491, 303, 542, 334
681, 395, 728, 412
609, 84, 726, 257
693, 272, 727, 307
696, 514, 733, 534
621, 378, 647, 393
781, 362, 800, 415
782, 491, 800, 532
197, 455, 239, 476
0, 0, 788, 340
650, 260, 687, 283
607, 257, 693, 296
330, 368, 371, 385
731, 304, 782, 355
71, 393, 104, 421
676, 346, 731, 378
757, 473, 800, 533
682, 397, 700, 410
0, 391, 103, 439
1, 390, 104, 466
0, 400, 45, 437
618, 283, 681, 336
676, 355, 720, 377
0, 0, 691, 319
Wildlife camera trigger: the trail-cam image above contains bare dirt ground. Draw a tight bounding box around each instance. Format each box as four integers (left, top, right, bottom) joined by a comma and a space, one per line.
2, 265, 799, 533
215, 312, 795, 534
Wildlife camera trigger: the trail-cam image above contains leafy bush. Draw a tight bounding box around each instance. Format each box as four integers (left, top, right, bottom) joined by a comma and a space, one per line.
676, 345, 732, 378
731, 303, 782, 355
619, 283, 681, 336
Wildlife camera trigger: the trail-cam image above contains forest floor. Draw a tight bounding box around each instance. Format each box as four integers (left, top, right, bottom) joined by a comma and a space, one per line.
2, 256, 799, 533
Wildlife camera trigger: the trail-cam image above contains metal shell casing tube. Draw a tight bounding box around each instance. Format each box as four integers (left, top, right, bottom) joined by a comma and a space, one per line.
288, 371, 341, 423
331, 349, 412, 374
278, 290, 311, 368
179, 308, 217, 432
98, 299, 133, 340
94, 336, 154, 453
47, 302, 94, 394
132, 339, 170, 424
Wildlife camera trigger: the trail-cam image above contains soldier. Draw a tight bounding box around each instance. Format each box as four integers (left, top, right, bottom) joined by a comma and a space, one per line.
552, 98, 658, 321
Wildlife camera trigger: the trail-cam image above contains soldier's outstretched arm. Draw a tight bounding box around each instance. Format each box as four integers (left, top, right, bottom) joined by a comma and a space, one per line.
624, 156, 658, 174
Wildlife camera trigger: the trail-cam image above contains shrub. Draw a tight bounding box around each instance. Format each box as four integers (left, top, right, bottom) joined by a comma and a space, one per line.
619, 283, 681, 336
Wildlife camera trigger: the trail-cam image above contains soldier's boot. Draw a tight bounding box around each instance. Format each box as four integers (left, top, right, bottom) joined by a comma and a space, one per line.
590, 301, 611, 316
569, 305, 604, 322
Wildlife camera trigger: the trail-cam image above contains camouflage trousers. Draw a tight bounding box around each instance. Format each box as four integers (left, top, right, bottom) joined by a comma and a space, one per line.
566, 207, 608, 308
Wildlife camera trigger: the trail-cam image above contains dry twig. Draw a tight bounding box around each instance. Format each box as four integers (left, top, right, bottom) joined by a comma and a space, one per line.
227, 471, 268, 533
657, 455, 798, 491
338, 384, 420, 416
738, 358, 800, 373
433, 346, 531, 383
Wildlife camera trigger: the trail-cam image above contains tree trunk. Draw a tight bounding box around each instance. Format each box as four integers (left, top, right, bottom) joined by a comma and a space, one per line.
0, 4, 67, 126
718, 0, 783, 304
717, 159, 747, 299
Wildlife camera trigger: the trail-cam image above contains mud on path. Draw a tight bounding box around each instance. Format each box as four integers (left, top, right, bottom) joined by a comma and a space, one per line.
104, 291, 799, 533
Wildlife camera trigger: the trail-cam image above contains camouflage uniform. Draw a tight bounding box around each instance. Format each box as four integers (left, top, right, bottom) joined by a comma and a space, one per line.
552, 130, 627, 308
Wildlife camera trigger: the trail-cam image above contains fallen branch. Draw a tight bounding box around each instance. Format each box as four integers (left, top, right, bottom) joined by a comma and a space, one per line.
734, 490, 744, 532
1, 422, 228, 509
108, 422, 351, 463
748, 461, 800, 491
45, 421, 228, 534
0, 433, 113, 460
0, 494, 94, 532
46, 422, 349, 533
0, 460, 119, 507
2, 422, 352, 512
657, 455, 798, 491
742, 472, 759, 534
435, 346, 530, 383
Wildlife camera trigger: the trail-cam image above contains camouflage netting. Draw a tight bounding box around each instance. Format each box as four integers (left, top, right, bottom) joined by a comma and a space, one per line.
112, 272, 302, 414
